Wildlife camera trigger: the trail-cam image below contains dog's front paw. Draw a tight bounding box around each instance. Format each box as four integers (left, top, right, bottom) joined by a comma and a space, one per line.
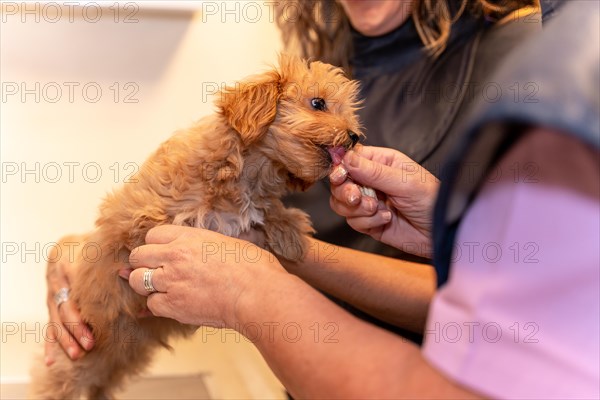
264, 208, 314, 262
271, 233, 310, 262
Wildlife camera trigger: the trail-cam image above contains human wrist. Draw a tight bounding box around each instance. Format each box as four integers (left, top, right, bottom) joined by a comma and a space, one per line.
278, 238, 340, 278
227, 251, 291, 330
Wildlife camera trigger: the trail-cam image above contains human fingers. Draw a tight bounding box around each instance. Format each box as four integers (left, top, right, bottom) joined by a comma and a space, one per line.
57, 298, 95, 351
46, 276, 94, 359
329, 180, 367, 207
131, 225, 216, 268
329, 144, 403, 185
128, 267, 168, 297
144, 225, 192, 245
329, 146, 394, 186
329, 164, 349, 186
353, 147, 438, 192
351, 145, 405, 165
145, 293, 171, 319
341, 150, 403, 196
45, 300, 86, 363
44, 324, 59, 366
329, 192, 378, 218
346, 210, 393, 234
46, 246, 95, 356
129, 244, 169, 269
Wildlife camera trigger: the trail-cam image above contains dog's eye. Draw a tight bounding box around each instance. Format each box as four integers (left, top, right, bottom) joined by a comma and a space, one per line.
310, 98, 327, 111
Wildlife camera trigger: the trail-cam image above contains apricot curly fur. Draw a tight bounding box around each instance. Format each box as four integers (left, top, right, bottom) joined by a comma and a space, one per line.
30, 54, 363, 399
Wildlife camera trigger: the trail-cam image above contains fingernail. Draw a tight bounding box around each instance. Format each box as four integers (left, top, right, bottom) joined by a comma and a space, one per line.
67, 347, 78, 360
382, 211, 392, 222
80, 335, 94, 351
118, 268, 132, 280
330, 165, 347, 183
348, 193, 359, 205
365, 199, 378, 214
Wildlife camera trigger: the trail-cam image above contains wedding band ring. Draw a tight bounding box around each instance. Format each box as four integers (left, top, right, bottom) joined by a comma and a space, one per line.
143, 269, 157, 293
54, 287, 70, 309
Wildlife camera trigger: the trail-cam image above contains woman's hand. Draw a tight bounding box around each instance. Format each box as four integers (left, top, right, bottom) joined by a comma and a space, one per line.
125, 225, 283, 328
44, 235, 95, 365
329, 146, 439, 258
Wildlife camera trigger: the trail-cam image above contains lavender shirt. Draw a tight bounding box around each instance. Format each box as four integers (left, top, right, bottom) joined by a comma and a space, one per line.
423, 129, 600, 399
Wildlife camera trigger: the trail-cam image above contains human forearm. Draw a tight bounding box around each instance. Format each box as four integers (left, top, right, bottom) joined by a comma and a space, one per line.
281, 238, 436, 333
125, 226, 476, 398
236, 270, 478, 399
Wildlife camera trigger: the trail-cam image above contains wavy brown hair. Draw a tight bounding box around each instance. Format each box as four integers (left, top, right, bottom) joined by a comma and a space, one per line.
276, 0, 539, 72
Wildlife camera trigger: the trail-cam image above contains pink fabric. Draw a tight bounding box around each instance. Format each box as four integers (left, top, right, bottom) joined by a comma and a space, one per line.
423, 130, 600, 399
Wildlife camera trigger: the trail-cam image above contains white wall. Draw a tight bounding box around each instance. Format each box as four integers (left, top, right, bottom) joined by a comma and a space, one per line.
1, 1, 284, 396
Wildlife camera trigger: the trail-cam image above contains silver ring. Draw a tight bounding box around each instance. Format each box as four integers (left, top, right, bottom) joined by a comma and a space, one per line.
54, 287, 70, 308
143, 269, 157, 293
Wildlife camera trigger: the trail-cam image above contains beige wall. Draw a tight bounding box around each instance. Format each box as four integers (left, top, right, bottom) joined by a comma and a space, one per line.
1, 2, 284, 397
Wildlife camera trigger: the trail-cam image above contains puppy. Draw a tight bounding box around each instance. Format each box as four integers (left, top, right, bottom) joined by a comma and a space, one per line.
30, 54, 362, 399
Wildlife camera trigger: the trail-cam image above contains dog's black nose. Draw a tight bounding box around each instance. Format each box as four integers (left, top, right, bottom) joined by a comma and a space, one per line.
348, 131, 360, 147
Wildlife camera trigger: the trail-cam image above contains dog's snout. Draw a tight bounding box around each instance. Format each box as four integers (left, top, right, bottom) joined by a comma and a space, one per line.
348, 131, 360, 147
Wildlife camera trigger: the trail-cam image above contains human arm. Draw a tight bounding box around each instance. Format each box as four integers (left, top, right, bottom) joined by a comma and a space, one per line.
42, 229, 265, 363
423, 127, 600, 398
280, 238, 435, 333
276, 144, 439, 333
126, 225, 480, 399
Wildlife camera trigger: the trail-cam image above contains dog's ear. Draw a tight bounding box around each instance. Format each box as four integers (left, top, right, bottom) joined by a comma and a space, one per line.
217, 70, 281, 146
277, 53, 308, 75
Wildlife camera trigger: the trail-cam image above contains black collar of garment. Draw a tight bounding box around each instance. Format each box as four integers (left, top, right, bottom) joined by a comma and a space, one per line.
350, 7, 483, 79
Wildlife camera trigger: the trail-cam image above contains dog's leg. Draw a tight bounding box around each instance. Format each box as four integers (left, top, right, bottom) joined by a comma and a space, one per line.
29, 353, 82, 400
263, 203, 315, 262
87, 385, 114, 400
